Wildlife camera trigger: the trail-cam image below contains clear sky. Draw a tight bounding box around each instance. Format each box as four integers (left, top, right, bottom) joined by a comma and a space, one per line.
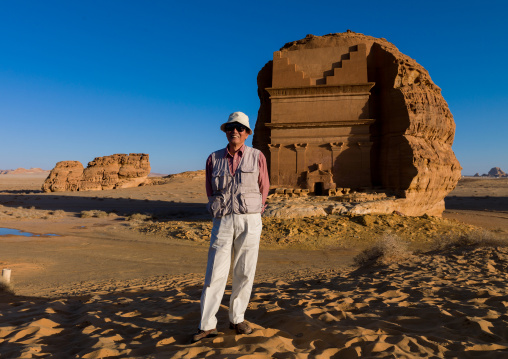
1, 0, 506, 175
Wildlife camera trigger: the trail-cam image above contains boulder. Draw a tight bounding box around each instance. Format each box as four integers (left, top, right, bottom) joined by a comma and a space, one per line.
254, 32, 461, 216
41, 161, 84, 192
42, 154, 150, 192
263, 203, 328, 219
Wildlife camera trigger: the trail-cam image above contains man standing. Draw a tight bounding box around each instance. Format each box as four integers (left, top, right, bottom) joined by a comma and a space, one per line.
192, 112, 270, 343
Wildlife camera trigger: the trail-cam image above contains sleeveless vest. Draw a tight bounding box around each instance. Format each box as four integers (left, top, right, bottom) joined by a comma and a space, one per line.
207, 146, 262, 218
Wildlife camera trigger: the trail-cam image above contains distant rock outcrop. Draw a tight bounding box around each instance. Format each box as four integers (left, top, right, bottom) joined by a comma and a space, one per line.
0, 168, 49, 175
142, 170, 206, 186
487, 167, 507, 177
42, 154, 150, 192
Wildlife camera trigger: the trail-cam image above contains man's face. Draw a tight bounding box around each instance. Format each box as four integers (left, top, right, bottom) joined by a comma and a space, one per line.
225, 123, 249, 147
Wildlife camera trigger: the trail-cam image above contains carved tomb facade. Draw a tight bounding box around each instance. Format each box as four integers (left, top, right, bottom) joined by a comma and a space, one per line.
254, 32, 461, 216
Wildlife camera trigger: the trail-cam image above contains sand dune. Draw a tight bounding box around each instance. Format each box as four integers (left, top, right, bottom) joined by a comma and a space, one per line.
2, 245, 508, 358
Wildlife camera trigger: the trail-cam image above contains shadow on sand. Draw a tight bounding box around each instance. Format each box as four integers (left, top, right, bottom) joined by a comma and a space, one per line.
0, 193, 209, 220
445, 196, 508, 212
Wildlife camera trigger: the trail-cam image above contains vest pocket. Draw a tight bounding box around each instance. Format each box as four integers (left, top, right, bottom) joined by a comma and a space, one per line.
240, 192, 262, 213
212, 169, 228, 191
239, 166, 257, 186
207, 195, 226, 218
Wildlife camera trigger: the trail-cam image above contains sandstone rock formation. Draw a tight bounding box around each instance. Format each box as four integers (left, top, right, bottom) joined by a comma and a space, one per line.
42, 154, 150, 192
254, 32, 461, 216
41, 161, 85, 192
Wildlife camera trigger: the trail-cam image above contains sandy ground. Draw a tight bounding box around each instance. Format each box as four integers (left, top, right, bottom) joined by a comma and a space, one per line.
0, 174, 507, 358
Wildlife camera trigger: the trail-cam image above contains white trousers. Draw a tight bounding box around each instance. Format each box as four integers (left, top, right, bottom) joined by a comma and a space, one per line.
199, 213, 262, 331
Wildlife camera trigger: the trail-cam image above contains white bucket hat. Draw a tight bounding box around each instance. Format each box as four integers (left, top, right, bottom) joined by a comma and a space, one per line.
220, 112, 252, 134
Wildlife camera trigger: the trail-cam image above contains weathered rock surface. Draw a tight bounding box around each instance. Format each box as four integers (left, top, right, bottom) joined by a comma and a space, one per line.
80, 153, 151, 191
42, 154, 150, 192
254, 32, 461, 216
41, 161, 84, 192
263, 194, 412, 219
263, 203, 328, 219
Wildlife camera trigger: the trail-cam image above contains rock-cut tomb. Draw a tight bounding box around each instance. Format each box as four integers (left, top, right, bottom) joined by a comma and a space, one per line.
253, 32, 461, 216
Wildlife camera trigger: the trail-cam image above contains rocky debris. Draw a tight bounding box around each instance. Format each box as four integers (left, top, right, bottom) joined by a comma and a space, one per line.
42, 154, 150, 192
0, 168, 49, 175
135, 213, 477, 248
254, 31, 461, 216
263, 204, 328, 219
263, 193, 428, 219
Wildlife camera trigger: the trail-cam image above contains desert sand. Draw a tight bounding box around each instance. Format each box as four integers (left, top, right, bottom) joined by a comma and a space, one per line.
0, 173, 507, 358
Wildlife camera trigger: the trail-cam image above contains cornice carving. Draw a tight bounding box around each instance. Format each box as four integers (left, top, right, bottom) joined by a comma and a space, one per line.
266, 120, 375, 129
266, 83, 375, 99
328, 142, 345, 149
292, 143, 308, 151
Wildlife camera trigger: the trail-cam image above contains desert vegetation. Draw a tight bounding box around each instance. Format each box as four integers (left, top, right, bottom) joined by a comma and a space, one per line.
353, 229, 508, 267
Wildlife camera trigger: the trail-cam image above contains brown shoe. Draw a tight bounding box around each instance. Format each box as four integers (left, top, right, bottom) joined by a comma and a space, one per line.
229, 321, 253, 335
191, 328, 218, 343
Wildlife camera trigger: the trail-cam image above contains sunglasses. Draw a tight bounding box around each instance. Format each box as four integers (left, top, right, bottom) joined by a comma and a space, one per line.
225, 123, 247, 132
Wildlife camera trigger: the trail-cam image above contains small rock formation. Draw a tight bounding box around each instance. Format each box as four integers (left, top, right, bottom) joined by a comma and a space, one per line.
42, 154, 150, 192
254, 32, 461, 216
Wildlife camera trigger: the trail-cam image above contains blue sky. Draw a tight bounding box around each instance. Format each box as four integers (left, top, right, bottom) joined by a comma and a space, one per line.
1, 1, 506, 175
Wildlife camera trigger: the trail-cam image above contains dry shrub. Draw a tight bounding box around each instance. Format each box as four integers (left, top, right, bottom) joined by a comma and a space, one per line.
80, 210, 94, 218
0, 280, 14, 295
432, 230, 508, 251
94, 211, 109, 218
80, 210, 109, 218
13, 210, 41, 219
50, 210, 65, 217
127, 213, 151, 222
354, 233, 412, 267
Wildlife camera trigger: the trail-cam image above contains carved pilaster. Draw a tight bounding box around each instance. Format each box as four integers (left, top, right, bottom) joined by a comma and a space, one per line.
328, 142, 344, 170
292, 143, 308, 174
358, 142, 373, 186
268, 144, 281, 185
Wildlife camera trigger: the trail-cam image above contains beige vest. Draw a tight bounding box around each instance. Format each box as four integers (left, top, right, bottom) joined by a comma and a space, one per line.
207, 146, 262, 218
